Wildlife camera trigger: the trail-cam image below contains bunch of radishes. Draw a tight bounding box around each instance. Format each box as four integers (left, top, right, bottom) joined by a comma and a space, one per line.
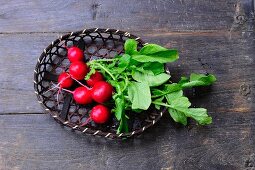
54, 46, 114, 125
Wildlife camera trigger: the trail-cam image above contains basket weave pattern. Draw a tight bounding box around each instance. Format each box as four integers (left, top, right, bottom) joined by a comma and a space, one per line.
34, 28, 165, 139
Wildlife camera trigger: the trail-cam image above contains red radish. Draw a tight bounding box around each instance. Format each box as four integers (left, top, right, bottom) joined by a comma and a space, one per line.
90, 105, 111, 124
91, 81, 113, 103
63, 87, 93, 105
44, 72, 74, 107
73, 87, 93, 105
69, 61, 89, 80
67, 46, 84, 62
86, 71, 104, 87
58, 72, 73, 88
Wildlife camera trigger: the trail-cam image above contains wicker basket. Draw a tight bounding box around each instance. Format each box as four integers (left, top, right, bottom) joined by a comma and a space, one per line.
34, 28, 166, 139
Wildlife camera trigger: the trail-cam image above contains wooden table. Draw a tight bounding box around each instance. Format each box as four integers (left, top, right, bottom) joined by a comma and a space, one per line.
0, 0, 254, 169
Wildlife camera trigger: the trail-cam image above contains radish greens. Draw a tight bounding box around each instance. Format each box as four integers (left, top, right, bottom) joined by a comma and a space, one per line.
86, 39, 216, 133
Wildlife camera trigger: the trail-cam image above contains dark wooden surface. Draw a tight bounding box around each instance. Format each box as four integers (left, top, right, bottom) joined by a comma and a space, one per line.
0, 0, 254, 169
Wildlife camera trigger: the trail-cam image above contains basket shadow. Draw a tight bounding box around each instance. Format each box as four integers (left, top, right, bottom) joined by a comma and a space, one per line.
55, 113, 182, 148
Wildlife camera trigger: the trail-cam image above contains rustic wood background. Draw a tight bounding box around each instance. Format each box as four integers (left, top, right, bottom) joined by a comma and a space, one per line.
0, 0, 255, 169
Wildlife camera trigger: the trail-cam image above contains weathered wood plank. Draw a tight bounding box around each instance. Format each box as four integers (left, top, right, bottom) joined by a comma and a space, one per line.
0, 0, 238, 32
0, 0, 254, 113
0, 113, 254, 170
0, 28, 254, 114
0, 34, 58, 113
0, 0, 254, 169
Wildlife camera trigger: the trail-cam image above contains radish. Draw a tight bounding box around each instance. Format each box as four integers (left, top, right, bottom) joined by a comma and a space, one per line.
57, 72, 73, 88
69, 61, 89, 80
73, 87, 93, 105
45, 63, 90, 107
63, 87, 93, 105
91, 81, 113, 103
86, 71, 104, 87
67, 46, 84, 63
90, 105, 111, 124
82, 105, 111, 126
44, 72, 74, 106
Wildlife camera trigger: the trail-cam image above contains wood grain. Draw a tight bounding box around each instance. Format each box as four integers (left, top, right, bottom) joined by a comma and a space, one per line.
0, 34, 57, 113
0, 0, 237, 33
0, 0, 254, 113
0, 29, 254, 114
0, 113, 254, 170
0, 0, 254, 169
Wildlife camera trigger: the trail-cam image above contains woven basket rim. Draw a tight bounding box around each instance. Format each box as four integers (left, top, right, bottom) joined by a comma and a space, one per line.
33, 28, 166, 139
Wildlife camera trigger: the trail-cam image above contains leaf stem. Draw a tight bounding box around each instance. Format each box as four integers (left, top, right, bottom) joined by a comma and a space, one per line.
152, 101, 173, 108
93, 63, 116, 80
151, 93, 167, 98
121, 74, 129, 92
88, 58, 117, 63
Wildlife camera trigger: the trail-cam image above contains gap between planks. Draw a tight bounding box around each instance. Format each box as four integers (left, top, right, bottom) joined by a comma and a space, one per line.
0, 30, 246, 36
0, 112, 45, 115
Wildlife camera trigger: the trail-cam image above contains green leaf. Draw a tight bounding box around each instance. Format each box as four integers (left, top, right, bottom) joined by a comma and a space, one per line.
168, 108, 187, 125
170, 96, 191, 108
132, 44, 179, 63
118, 54, 131, 69
190, 73, 216, 85
115, 97, 125, 120
132, 70, 170, 87
178, 76, 189, 84
108, 80, 126, 121
153, 96, 164, 110
124, 39, 138, 55
129, 59, 140, 67
132, 52, 178, 63
116, 54, 131, 73
164, 83, 182, 92
165, 92, 212, 126
151, 89, 165, 96
165, 90, 183, 103
117, 115, 129, 134
151, 83, 182, 98
142, 62, 165, 75
180, 73, 217, 88
128, 82, 151, 110
108, 79, 130, 134
140, 44, 169, 54
185, 108, 212, 125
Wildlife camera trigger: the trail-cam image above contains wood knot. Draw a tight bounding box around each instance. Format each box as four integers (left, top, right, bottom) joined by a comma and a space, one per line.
197, 57, 211, 75
235, 15, 247, 24
91, 3, 101, 20
239, 83, 251, 96
91, 3, 101, 10
245, 154, 255, 168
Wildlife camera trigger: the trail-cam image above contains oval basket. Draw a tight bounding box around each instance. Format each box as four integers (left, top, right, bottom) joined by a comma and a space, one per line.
34, 28, 166, 139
